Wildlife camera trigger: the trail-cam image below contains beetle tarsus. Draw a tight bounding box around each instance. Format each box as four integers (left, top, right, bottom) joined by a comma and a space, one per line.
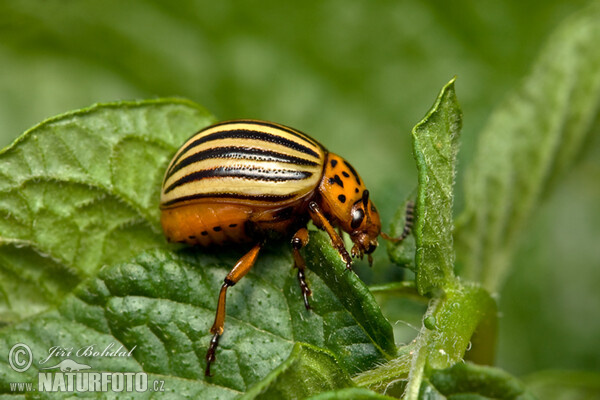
345, 260, 353, 270
297, 269, 312, 310
382, 201, 414, 243
205, 333, 220, 377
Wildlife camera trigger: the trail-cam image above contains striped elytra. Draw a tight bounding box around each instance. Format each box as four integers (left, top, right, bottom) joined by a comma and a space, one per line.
159, 119, 410, 377
161, 120, 325, 211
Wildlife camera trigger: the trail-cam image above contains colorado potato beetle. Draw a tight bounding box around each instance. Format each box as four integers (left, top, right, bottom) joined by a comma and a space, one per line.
159, 120, 411, 376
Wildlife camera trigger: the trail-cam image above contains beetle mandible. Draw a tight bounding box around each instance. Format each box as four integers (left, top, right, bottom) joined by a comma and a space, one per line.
159, 119, 411, 376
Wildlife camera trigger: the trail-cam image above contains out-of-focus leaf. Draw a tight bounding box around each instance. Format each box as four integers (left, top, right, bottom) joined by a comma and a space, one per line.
427, 362, 536, 400
242, 343, 354, 400
390, 77, 461, 295
524, 370, 600, 400
0, 99, 215, 323
455, 2, 600, 291
0, 246, 394, 397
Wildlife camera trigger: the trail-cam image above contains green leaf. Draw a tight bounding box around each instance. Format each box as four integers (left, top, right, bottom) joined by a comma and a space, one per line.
353, 344, 415, 397
404, 284, 496, 400
404, 77, 462, 295
427, 362, 536, 400
361, 80, 490, 400
0, 99, 216, 323
307, 387, 398, 400
303, 232, 397, 362
242, 343, 354, 400
455, 2, 600, 291
0, 244, 393, 396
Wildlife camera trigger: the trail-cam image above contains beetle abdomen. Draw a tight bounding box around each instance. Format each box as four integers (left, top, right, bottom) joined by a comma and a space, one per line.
161, 202, 252, 246
160, 120, 327, 209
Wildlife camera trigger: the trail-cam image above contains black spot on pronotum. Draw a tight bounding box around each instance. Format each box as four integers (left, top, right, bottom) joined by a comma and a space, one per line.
229, 223, 238, 228
189, 235, 196, 239
201, 231, 208, 236
343, 160, 361, 184
330, 159, 338, 168
338, 194, 346, 203
213, 226, 222, 232
342, 171, 350, 178
355, 188, 359, 193
328, 174, 344, 187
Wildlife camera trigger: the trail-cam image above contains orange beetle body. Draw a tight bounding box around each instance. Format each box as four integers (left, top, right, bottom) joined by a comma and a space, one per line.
159, 120, 392, 377
160, 120, 381, 258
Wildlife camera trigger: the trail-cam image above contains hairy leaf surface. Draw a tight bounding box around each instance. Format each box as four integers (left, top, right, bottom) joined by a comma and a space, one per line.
0, 99, 215, 322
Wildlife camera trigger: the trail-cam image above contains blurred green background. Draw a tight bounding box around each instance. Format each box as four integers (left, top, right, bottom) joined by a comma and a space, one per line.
1, 0, 598, 379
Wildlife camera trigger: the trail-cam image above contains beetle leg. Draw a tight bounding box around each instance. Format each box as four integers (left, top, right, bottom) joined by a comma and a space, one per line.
381, 201, 415, 243
307, 202, 353, 270
205, 243, 261, 377
291, 227, 312, 310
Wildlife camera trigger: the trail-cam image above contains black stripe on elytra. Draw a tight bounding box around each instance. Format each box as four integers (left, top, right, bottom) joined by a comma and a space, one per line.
161, 192, 296, 208
328, 174, 344, 188
165, 166, 313, 194
166, 146, 319, 181
225, 120, 322, 148
167, 128, 321, 177
343, 160, 361, 185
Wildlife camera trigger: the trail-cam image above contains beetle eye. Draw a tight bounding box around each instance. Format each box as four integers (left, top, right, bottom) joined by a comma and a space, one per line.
351, 208, 365, 229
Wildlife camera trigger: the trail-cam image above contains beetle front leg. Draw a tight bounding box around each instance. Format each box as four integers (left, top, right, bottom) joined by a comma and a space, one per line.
205, 242, 261, 377
307, 202, 353, 270
381, 200, 415, 243
291, 227, 312, 310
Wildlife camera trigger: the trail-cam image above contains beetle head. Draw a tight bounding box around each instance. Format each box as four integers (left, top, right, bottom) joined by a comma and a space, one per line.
348, 190, 381, 262
318, 153, 381, 264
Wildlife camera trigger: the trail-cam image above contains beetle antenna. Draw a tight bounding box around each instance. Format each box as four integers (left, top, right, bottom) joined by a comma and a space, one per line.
362, 190, 369, 207
362, 190, 372, 225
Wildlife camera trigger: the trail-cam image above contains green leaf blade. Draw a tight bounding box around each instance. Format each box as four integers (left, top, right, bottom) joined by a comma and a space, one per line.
242, 343, 354, 400
410, 77, 462, 294
1, 243, 393, 397
0, 99, 216, 323
304, 231, 397, 366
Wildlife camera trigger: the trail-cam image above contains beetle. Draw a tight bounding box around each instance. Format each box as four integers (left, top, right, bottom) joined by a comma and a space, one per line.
159, 119, 411, 376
